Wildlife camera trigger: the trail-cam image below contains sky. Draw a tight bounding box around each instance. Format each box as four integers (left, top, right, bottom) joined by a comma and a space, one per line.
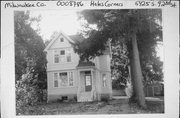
30, 10, 164, 61
31, 10, 82, 40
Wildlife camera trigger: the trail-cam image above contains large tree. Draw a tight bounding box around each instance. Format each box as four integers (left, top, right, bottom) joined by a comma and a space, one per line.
15, 11, 47, 108
74, 9, 162, 108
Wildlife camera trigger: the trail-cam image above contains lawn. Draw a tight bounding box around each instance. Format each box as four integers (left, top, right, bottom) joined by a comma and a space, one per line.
17, 98, 164, 115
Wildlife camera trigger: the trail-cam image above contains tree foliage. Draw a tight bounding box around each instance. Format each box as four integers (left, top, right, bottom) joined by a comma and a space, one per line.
75, 9, 163, 82
75, 9, 163, 108
15, 11, 47, 110
75, 9, 162, 60
111, 41, 129, 89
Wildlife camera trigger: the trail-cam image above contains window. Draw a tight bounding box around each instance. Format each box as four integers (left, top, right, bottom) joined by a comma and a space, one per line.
54, 72, 74, 87
60, 37, 64, 42
62, 96, 68, 100
59, 72, 68, 87
60, 50, 65, 55
85, 75, 91, 86
102, 74, 107, 87
54, 73, 58, 87
54, 49, 71, 63
54, 51, 59, 63
85, 71, 91, 86
59, 50, 65, 62
66, 49, 71, 62
69, 72, 73, 86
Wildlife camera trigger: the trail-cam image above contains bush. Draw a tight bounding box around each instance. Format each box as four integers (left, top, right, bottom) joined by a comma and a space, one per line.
74, 96, 77, 101
112, 79, 126, 90
16, 73, 47, 115
57, 98, 63, 103
101, 94, 110, 102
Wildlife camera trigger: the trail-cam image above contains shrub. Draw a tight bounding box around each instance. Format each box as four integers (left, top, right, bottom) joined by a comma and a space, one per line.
101, 94, 110, 102
74, 96, 77, 101
16, 73, 47, 115
57, 98, 63, 103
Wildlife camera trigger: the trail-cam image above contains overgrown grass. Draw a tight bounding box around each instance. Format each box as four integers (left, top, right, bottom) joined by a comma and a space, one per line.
16, 99, 164, 115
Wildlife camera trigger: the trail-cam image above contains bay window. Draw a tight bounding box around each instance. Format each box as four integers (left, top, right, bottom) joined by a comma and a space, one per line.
59, 72, 68, 86
69, 72, 73, 86
54, 72, 74, 88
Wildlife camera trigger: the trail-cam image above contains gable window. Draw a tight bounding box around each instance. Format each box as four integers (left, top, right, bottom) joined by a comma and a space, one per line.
54, 49, 71, 63
60, 37, 64, 42
54, 72, 74, 88
102, 74, 107, 87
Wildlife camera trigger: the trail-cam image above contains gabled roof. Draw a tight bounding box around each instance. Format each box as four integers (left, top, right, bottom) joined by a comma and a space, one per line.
44, 31, 77, 52
69, 35, 84, 44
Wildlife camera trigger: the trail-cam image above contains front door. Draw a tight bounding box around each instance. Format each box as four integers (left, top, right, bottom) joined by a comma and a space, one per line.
85, 71, 92, 92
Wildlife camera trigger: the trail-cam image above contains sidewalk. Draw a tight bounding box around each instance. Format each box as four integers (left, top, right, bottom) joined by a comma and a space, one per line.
112, 96, 129, 100
145, 96, 164, 102
112, 95, 164, 102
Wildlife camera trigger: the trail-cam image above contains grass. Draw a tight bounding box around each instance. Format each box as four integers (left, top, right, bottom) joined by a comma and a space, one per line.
17, 99, 164, 115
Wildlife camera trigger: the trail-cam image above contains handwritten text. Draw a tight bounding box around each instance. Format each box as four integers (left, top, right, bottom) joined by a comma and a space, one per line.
90, 0, 123, 7
135, 0, 177, 7
4, 2, 46, 8
56, 0, 84, 7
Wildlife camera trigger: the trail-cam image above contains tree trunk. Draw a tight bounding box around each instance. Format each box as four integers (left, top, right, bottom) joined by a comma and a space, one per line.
130, 33, 146, 108
129, 54, 136, 101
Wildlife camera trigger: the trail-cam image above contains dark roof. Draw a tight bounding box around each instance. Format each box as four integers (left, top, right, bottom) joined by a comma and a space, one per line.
68, 35, 84, 44
77, 61, 95, 67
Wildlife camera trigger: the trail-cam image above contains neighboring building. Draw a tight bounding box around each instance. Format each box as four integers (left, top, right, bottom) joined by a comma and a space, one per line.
145, 82, 164, 97
44, 31, 112, 102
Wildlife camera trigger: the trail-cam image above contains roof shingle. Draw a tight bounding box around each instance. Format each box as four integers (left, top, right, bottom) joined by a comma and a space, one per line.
68, 35, 84, 44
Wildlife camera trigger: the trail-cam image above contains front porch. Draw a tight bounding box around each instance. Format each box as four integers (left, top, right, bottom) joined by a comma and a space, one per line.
76, 61, 97, 102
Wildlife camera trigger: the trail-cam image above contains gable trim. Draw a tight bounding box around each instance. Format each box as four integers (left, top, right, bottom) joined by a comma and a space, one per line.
44, 31, 75, 52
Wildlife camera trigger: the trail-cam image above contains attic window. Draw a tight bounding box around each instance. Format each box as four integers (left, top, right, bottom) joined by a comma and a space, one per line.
60, 37, 64, 42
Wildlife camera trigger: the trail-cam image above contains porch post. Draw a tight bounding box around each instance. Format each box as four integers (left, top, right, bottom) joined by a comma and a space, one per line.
91, 69, 95, 100
91, 69, 93, 91
77, 70, 81, 102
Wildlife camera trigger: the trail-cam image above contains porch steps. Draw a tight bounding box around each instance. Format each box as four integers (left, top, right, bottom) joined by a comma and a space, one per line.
78, 92, 92, 102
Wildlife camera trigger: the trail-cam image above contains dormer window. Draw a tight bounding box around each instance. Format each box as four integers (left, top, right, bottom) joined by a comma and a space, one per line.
60, 37, 64, 42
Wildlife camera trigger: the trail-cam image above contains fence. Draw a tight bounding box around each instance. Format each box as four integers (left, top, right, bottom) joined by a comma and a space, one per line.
145, 83, 164, 97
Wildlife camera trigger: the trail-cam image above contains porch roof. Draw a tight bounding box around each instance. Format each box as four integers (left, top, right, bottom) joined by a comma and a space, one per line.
76, 61, 95, 69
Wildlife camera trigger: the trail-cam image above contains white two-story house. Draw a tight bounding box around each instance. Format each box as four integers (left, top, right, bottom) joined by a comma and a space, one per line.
44, 31, 112, 102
